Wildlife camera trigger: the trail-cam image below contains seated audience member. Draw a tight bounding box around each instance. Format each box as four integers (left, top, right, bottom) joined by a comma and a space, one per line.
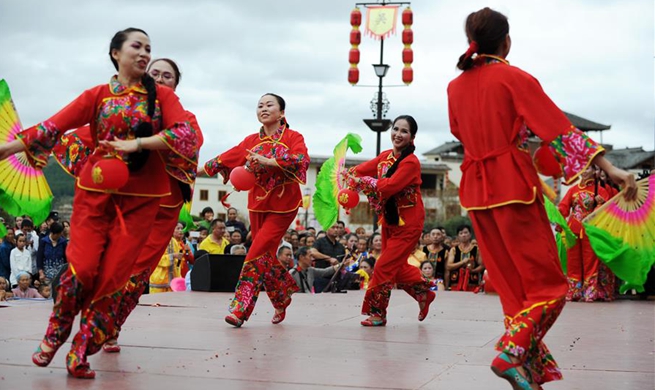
367, 233, 382, 260
446, 225, 484, 291
11, 271, 43, 298
199, 219, 230, 254
306, 227, 316, 237
150, 222, 193, 293
38, 282, 52, 299
0, 276, 13, 301
356, 258, 375, 290
355, 227, 367, 238
9, 233, 32, 288
198, 207, 215, 230
36, 221, 67, 281
225, 207, 247, 236
290, 247, 339, 293
420, 261, 435, 281
0, 227, 16, 280
305, 235, 316, 248
197, 226, 209, 244
290, 232, 300, 251
311, 224, 344, 291
277, 246, 294, 270
423, 227, 451, 281
408, 241, 427, 268
230, 245, 247, 256
230, 230, 244, 246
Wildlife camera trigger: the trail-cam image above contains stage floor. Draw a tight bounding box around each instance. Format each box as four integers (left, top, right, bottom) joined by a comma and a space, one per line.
1, 290, 653, 390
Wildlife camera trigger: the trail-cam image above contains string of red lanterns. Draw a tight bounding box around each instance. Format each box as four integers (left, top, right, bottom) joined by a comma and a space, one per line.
401, 7, 413, 85
348, 7, 362, 85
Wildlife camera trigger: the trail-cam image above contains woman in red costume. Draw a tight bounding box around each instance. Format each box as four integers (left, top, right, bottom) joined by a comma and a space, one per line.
447, 8, 636, 389
0, 28, 198, 378
203, 93, 308, 327
345, 115, 435, 327
558, 166, 613, 302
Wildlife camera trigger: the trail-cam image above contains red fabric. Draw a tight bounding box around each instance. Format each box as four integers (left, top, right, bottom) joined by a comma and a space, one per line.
558, 180, 608, 235
468, 201, 567, 317
447, 61, 576, 209
204, 126, 308, 213
131, 201, 182, 275
19, 80, 193, 195
247, 211, 296, 261
67, 189, 160, 303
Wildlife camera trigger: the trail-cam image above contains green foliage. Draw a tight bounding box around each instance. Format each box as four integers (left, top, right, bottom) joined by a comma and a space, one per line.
43, 158, 75, 198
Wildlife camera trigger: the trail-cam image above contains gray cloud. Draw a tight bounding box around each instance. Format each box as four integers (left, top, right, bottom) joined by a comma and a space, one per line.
1, 0, 652, 166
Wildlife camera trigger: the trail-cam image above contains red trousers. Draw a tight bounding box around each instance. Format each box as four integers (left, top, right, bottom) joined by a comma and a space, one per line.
362, 223, 430, 317
229, 211, 299, 321
565, 229, 602, 301
469, 201, 567, 385
112, 203, 182, 339
42, 189, 160, 368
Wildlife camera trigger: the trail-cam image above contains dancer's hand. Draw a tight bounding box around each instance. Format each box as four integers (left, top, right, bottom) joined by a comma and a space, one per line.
99, 137, 139, 153
247, 150, 274, 166
606, 166, 637, 201
0, 140, 25, 160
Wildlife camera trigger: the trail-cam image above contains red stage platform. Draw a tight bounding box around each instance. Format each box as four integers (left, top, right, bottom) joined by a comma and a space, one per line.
1, 290, 653, 389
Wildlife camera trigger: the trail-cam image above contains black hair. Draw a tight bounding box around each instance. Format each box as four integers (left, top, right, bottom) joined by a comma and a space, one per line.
457, 8, 509, 71
456, 225, 472, 234
197, 226, 208, 233
149, 58, 182, 87
383, 115, 418, 225
262, 93, 286, 111
201, 207, 214, 216
49, 222, 64, 235
361, 257, 376, 269
277, 245, 292, 257
336, 220, 345, 227
296, 246, 311, 259
210, 219, 225, 229
20, 219, 34, 229
108, 27, 156, 172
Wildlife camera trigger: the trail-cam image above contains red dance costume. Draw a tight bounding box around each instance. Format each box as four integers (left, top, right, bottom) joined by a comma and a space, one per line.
448, 56, 603, 385
21, 77, 198, 377
54, 111, 203, 345
558, 179, 615, 301
349, 151, 432, 320
203, 120, 308, 323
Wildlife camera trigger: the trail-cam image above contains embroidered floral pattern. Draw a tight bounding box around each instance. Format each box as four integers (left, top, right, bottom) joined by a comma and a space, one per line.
548, 127, 603, 184
18, 120, 60, 168
158, 123, 199, 184
362, 281, 393, 317
43, 268, 84, 350
229, 254, 299, 321
204, 157, 231, 183
495, 298, 565, 385
52, 132, 93, 176
113, 270, 150, 340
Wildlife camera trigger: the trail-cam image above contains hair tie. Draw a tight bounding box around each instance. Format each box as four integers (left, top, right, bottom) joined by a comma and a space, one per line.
464, 41, 479, 59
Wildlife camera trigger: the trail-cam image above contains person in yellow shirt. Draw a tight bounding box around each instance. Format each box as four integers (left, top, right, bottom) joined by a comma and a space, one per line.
149, 222, 192, 293
198, 219, 230, 254
407, 241, 427, 268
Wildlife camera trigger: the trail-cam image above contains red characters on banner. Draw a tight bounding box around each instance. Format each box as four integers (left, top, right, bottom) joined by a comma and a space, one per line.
401, 7, 413, 85
348, 7, 362, 85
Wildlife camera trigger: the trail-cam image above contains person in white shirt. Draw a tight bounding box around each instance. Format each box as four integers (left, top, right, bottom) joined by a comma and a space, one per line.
19, 218, 39, 274
10, 234, 33, 287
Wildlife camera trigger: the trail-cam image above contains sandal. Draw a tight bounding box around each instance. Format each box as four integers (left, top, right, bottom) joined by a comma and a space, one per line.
490, 352, 533, 390
360, 317, 387, 327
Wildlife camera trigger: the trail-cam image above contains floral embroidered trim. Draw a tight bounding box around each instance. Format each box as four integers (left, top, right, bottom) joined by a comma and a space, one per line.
547, 127, 604, 185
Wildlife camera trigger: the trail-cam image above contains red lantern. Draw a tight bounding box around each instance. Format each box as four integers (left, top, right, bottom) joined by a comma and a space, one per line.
230, 166, 256, 191
402, 48, 413, 64
402, 29, 413, 45
350, 8, 362, 26
337, 189, 359, 209
350, 30, 361, 45
90, 155, 129, 190
349, 49, 360, 64
533, 145, 563, 177
402, 7, 413, 25
348, 67, 359, 85
402, 67, 413, 85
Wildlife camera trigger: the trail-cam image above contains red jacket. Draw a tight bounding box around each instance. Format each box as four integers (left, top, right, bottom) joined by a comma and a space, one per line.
204, 123, 309, 213
447, 57, 603, 210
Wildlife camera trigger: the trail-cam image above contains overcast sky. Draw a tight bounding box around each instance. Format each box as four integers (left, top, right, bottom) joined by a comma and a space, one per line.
1, 0, 653, 164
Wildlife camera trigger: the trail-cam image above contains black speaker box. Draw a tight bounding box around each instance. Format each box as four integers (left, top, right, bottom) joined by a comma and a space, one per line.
191, 254, 245, 292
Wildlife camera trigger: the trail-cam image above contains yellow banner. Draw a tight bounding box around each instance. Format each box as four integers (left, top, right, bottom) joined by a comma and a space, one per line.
366, 6, 398, 39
